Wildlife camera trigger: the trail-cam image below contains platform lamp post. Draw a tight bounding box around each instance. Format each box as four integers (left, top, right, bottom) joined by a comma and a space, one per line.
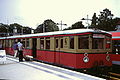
81, 15, 92, 29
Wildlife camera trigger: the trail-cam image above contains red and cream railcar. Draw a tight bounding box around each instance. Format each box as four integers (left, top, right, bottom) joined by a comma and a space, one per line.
0, 29, 112, 69
110, 31, 120, 66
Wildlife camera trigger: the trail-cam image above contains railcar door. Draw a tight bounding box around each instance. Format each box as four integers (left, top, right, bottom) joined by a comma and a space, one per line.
54, 37, 62, 64
32, 38, 37, 58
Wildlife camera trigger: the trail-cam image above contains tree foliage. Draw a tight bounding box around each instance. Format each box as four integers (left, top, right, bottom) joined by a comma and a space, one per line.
35, 19, 59, 33
34, 24, 43, 33
10, 23, 23, 34
64, 21, 84, 30
91, 8, 119, 31
0, 23, 9, 36
91, 13, 98, 28
10, 23, 32, 34
0, 23, 33, 36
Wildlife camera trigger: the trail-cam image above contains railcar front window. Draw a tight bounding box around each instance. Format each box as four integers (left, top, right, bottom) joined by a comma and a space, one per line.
78, 36, 89, 49
92, 34, 104, 49
92, 38, 104, 49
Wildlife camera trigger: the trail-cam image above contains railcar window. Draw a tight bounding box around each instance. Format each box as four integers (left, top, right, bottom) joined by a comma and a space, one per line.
0, 40, 3, 49
112, 40, 120, 54
11, 40, 14, 47
70, 36, 74, 49
78, 36, 89, 49
40, 38, 44, 49
26, 39, 29, 48
92, 34, 105, 49
56, 39, 58, 48
92, 38, 104, 49
106, 37, 111, 49
61, 38, 63, 48
46, 38, 50, 49
6, 40, 9, 47
22, 39, 25, 47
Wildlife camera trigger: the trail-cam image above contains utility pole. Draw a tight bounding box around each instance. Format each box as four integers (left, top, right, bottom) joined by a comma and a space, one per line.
57, 21, 67, 30
81, 15, 92, 29
43, 22, 45, 33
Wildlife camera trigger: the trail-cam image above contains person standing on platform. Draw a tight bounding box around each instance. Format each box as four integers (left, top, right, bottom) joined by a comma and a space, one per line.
17, 41, 24, 62
12, 41, 18, 57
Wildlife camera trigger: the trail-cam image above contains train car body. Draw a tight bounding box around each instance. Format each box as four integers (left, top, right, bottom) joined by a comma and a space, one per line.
0, 29, 112, 69
110, 31, 120, 66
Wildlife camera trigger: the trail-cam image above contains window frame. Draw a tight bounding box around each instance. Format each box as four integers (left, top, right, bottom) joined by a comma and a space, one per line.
40, 38, 44, 50
45, 37, 50, 50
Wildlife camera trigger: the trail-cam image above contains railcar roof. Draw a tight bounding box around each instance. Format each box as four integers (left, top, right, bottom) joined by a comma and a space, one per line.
0, 29, 111, 39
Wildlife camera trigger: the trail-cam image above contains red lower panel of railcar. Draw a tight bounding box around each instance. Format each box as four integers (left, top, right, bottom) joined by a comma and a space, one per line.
76, 54, 112, 69
5, 48, 14, 55
23, 49, 32, 56
36, 50, 112, 69
5, 48, 32, 57
36, 50, 55, 63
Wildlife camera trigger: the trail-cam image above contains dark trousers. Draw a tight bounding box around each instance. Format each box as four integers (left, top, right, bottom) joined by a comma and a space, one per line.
18, 50, 23, 61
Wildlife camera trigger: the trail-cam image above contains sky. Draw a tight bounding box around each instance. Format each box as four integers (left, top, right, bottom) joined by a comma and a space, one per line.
0, 0, 120, 29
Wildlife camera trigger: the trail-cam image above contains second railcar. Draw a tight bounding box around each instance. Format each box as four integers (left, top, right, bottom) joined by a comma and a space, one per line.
110, 31, 120, 66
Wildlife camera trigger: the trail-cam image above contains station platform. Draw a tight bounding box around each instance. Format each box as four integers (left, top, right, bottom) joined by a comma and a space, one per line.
0, 55, 105, 80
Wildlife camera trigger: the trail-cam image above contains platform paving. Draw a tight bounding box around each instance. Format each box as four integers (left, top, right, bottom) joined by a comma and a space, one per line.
0, 55, 105, 80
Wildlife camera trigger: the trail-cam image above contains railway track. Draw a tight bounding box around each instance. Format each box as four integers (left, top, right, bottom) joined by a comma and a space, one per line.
100, 72, 120, 80
108, 72, 120, 80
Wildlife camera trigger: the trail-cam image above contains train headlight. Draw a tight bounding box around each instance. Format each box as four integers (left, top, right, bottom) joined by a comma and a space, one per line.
83, 56, 89, 63
83, 53, 89, 63
106, 54, 110, 61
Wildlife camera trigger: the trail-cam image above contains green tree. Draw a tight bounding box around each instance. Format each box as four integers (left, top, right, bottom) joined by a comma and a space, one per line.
111, 17, 120, 31
71, 21, 84, 29
44, 19, 59, 32
10, 23, 23, 34
91, 13, 98, 28
0, 23, 10, 36
97, 8, 114, 31
34, 24, 43, 33
23, 27, 32, 34
10, 23, 32, 34
64, 21, 84, 30
35, 19, 59, 33
91, 9, 120, 31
